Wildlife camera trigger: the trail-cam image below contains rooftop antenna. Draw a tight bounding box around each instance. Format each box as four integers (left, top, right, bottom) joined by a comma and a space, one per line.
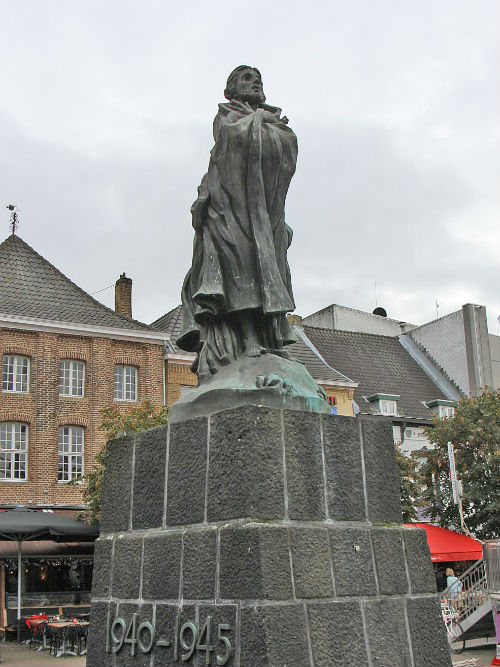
435, 299, 439, 319
7, 205, 19, 235
374, 281, 378, 307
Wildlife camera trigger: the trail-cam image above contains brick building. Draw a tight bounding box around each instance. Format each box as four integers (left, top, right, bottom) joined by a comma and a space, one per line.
0, 233, 167, 510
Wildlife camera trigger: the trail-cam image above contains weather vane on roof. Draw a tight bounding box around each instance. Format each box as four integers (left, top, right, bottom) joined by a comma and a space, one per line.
6, 205, 19, 235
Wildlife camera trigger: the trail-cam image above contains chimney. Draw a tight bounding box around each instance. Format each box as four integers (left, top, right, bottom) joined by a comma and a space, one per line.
115, 273, 132, 318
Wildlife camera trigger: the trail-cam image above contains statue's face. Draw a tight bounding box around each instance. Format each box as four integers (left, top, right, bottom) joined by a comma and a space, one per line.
233, 68, 264, 105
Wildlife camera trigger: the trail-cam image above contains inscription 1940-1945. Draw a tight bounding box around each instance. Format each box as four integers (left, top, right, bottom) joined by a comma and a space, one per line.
106, 611, 233, 665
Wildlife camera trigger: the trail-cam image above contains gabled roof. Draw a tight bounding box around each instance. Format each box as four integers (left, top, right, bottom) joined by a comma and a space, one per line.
303, 326, 449, 419
0, 234, 150, 331
151, 305, 354, 386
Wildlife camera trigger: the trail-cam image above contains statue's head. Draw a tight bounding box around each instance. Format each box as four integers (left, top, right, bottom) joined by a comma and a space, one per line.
224, 66, 266, 106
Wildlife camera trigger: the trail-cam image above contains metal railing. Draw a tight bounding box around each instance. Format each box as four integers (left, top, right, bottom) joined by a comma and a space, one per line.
440, 559, 488, 627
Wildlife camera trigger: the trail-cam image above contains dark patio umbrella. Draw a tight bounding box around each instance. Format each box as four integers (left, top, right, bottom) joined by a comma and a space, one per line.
0, 506, 98, 642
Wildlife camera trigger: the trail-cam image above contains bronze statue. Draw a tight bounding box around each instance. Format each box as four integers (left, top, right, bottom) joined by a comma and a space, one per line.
177, 66, 298, 379
173, 66, 328, 420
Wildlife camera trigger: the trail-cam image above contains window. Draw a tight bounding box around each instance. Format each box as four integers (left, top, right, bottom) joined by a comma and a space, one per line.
58, 426, 84, 482
59, 360, 85, 397
439, 405, 455, 418
0, 422, 28, 480
2, 355, 29, 393
380, 400, 397, 415
114, 365, 137, 401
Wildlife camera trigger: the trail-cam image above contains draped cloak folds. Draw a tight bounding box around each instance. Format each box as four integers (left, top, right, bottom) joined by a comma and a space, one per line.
177, 100, 298, 376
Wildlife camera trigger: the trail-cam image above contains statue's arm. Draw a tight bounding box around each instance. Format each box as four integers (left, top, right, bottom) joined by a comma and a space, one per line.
191, 173, 210, 231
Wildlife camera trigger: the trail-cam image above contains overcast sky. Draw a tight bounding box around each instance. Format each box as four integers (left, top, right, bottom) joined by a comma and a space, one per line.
1, 1, 498, 332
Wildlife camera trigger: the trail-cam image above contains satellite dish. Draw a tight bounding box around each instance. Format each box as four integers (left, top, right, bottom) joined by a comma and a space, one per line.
373, 307, 387, 318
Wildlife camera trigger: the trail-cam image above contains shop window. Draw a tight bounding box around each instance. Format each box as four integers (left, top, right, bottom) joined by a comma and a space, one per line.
0, 422, 28, 480
114, 365, 137, 401
58, 426, 84, 482
2, 355, 30, 393
59, 360, 85, 397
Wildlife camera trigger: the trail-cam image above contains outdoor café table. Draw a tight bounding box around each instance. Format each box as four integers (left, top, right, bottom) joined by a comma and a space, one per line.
46, 622, 83, 658
28, 618, 50, 651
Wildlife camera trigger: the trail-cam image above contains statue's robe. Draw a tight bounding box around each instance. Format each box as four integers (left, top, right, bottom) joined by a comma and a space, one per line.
177, 100, 298, 377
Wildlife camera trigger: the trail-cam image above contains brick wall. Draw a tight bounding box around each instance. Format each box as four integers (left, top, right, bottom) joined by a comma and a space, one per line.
0, 327, 164, 508
165, 361, 197, 407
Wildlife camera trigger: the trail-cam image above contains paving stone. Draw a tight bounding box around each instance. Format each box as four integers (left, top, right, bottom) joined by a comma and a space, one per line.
329, 527, 377, 596
111, 536, 143, 600
86, 601, 115, 667
289, 527, 333, 598
364, 598, 412, 667
407, 596, 452, 667
101, 435, 134, 533
91, 538, 113, 598
284, 410, 325, 520
360, 419, 402, 522
322, 414, 366, 520
208, 406, 284, 521
182, 528, 217, 600
371, 527, 408, 595
142, 532, 182, 601
308, 600, 369, 667
114, 603, 154, 667
197, 605, 237, 667
132, 425, 168, 529
403, 527, 438, 593
219, 524, 292, 600
240, 604, 309, 666
166, 417, 208, 526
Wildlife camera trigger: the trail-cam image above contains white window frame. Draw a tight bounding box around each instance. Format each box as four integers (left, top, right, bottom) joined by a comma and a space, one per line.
59, 360, 85, 397
2, 355, 30, 393
380, 399, 397, 415
58, 426, 84, 482
0, 422, 28, 481
439, 405, 455, 418
114, 365, 137, 402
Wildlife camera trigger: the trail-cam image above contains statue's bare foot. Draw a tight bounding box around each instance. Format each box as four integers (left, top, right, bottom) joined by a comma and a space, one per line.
245, 346, 266, 357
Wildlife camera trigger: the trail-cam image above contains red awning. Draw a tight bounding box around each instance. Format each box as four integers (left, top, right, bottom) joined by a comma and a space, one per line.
404, 523, 483, 562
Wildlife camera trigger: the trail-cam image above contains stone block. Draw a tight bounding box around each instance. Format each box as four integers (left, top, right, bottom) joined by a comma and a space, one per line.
322, 414, 366, 520
403, 528, 437, 593
407, 596, 452, 667
166, 417, 208, 525
371, 528, 408, 595
100, 435, 134, 533
132, 425, 168, 529
219, 524, 292, 600
142, 532, 182, 601
207, 406, 284, 521
182, 528, 217, 600
308, 600, 369, 666
360, 419, 402, 522
152, 603, 196, 666
111, 536, 143, 600
240, 604, 309, 667
114, 603, 153, 667
86, 601, 115, 667
284, 410, 325, 520
290, 527, 333, 598
364, 598, 412, 667
91, 538, 113, 598
329, 527, 377, 596
197, 605, 237, 667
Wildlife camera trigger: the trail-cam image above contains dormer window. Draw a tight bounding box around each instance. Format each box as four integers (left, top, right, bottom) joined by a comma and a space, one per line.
427, 399, 457, 418
366, 393, 400, 416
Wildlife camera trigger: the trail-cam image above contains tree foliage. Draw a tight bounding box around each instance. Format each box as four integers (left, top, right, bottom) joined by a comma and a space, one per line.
420, 389, 500, 539
81, 401, 168, 522
394, 444, 423, 522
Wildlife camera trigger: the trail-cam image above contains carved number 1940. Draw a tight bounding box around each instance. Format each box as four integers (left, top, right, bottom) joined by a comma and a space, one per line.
106, 611, 232, 665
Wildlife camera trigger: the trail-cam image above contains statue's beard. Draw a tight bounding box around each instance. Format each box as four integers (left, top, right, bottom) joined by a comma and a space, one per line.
235, 89, 265, 106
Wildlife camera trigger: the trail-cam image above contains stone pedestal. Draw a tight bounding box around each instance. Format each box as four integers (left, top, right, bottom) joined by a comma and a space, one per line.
87, 406, 452, 666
